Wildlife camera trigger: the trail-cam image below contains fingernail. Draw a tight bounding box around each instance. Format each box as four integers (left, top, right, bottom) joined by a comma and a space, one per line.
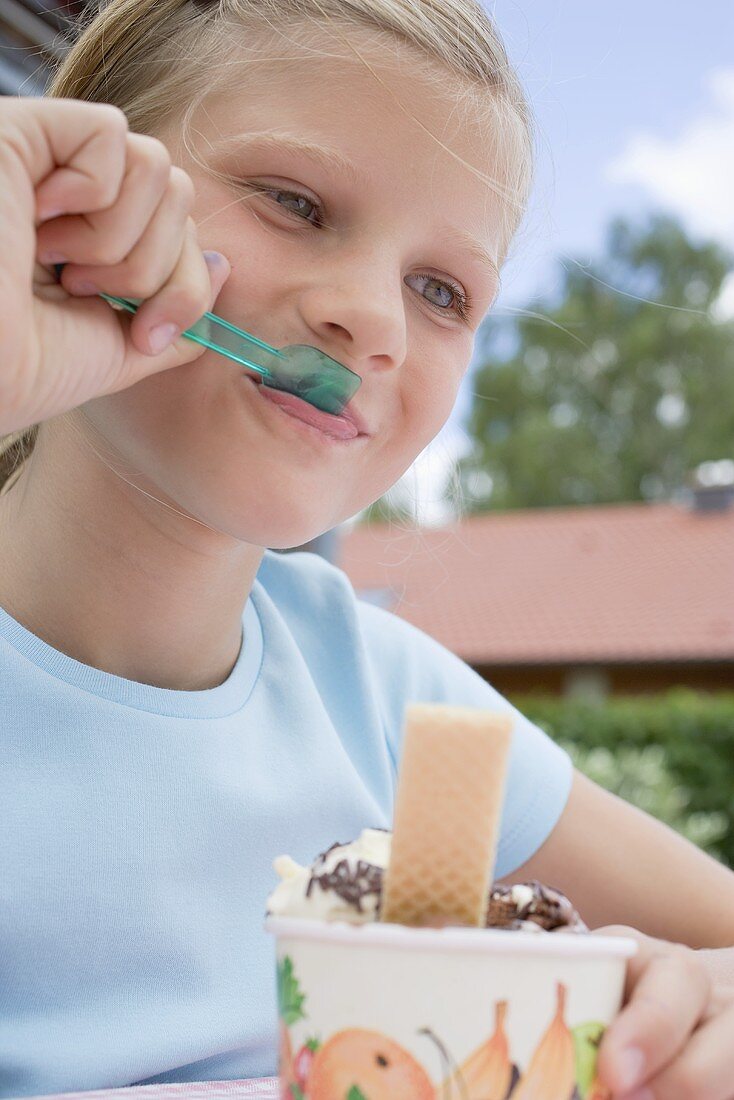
68, 280, 98, 296
148, 322, 179, 354
203, 250, 228, 269
616, 1047, 647, 1091
39, 251, 68, 265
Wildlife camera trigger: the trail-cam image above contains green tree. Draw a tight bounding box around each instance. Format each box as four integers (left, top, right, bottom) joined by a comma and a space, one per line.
459, 213, 734, 511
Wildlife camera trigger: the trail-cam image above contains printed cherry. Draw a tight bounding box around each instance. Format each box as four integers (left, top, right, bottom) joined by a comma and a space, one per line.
294, 1040, 318, 1089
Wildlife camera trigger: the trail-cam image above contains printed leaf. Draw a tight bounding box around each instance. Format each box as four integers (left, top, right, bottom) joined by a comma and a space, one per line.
289, 1087, 306, 1100
347, 1087, 368, 1100
305, 1036, 321, 1051
277, 955, 307, 1025
571, 1022, 606, 1097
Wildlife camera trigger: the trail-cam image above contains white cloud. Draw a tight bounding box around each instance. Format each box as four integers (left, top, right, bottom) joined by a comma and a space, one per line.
606, 68, 734, 247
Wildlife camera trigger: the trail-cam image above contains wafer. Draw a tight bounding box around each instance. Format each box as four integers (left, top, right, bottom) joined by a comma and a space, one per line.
380, 703, 514, 928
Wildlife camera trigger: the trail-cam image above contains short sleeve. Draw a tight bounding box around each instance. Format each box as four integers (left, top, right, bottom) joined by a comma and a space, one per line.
355, 598, 573, 878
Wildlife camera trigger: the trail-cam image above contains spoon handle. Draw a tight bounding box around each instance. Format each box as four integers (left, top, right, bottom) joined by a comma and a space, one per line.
51, 264, 361, 415
96, 295, 363, 417
98, 291, 287, 378
51, 263, 286, 377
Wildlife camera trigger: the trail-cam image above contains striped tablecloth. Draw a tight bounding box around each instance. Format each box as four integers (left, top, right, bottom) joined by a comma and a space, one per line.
23, 1082, 279, 1100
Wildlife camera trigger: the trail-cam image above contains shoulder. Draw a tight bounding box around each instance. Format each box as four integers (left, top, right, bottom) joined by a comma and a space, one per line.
256, 547, 357, 611
253, 549, 366, 650
255, 549, 526, 733
255, 550, 573, 877
255, 549, 484, 689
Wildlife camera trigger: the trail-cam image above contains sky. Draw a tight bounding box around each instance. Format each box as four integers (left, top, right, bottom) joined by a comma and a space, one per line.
382, 0, 734, 524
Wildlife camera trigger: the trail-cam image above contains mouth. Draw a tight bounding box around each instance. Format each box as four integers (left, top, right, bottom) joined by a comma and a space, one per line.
244, 376, 368, 444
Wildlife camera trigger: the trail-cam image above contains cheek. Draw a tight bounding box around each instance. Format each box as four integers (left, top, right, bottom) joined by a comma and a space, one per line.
81, 363, 275, 537
408, 365, 465, 449
190, 182, 281, 324
79, 361, 366, 545
83, 363, 223, 484
355, 368, 463, 507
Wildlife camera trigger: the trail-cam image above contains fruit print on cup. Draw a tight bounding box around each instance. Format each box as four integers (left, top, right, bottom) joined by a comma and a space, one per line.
276, 954, 614, 1100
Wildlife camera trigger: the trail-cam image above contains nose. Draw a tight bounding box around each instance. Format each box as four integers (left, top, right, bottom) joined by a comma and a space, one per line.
297, 253, 408, 374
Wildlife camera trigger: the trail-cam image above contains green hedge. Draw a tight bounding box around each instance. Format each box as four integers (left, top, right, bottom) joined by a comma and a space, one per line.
512, 689, 734, 869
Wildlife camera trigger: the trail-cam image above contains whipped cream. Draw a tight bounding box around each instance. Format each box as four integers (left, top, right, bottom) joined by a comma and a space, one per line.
266, 827, 587, 932
267, 828, 391, 923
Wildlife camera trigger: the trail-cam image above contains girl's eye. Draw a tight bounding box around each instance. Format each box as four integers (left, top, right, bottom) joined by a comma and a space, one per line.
405, 273, 471, 322
261, 187, 323, 226
259, 186, 472, 321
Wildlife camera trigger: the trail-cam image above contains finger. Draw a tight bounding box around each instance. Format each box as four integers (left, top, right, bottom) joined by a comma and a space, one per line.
89, 245, 231, 399
0, 98, 127, 309
28, 99, 129, 219
597, 942, 710, 1095
36, 132, 172, 267
129, 224, 230, 357
59, 165, 194, 300
637, 1000, 734, 1100
593, 924, 647, 1000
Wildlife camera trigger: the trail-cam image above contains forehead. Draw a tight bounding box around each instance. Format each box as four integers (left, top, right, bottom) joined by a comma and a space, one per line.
208, 50, 491, 154
200, 27, 509, 229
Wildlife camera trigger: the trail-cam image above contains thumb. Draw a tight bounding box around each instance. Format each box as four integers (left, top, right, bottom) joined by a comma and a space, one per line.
146, 248, 230, 367
202, 249, 231, 308
111, 248, 233, 391
595, 928, 708, 1095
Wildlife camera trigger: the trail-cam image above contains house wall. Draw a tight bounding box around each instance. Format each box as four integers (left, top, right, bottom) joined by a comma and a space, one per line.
475, 661, 734, 698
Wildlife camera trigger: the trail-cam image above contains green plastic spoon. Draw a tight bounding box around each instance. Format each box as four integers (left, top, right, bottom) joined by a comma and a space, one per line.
53, 266, 362, 416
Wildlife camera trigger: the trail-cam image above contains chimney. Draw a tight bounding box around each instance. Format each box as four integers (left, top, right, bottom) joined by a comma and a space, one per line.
686, 460, 734, 513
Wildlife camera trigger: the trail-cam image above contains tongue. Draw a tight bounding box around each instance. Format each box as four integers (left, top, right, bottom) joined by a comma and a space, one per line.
260, 385, 359, 440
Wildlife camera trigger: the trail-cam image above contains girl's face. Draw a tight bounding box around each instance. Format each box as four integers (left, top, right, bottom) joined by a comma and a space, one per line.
81, 32, 504, 548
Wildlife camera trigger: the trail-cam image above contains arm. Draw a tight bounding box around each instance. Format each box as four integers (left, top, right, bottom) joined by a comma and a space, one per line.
507, 767, 734, 948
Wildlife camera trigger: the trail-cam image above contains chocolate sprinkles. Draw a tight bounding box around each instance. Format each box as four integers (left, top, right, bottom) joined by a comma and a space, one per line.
300, 837, 586, 931
486, 880, 588, 932
307, 853, 384, 913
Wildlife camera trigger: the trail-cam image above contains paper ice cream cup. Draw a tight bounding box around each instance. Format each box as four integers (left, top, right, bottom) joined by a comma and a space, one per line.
266, 916, 637, 1100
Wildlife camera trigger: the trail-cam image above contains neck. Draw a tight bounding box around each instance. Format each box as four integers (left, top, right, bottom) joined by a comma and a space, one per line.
0, 420, 264, 691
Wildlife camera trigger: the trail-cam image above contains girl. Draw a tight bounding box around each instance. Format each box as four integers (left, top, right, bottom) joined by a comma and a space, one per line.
0, 1, 733, 1097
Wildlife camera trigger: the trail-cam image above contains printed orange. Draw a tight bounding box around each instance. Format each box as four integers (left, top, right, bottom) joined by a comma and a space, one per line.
306, 1028, 435, 1099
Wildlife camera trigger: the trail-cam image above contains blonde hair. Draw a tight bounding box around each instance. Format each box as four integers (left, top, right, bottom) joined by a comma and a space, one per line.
0, 0, 534, 494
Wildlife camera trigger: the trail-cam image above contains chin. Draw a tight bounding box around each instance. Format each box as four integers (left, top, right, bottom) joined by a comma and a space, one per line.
207, 495, 345, 551
252, 515, 341, 551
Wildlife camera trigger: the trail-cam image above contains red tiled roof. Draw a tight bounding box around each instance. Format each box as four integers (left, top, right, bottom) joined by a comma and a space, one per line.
339, 502, 734, 665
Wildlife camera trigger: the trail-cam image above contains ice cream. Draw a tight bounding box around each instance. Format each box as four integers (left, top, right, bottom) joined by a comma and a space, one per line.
267, 828, 388, 924
486, 880, 588, 933
267, 706, 633, 1100
266, 827, 588, 932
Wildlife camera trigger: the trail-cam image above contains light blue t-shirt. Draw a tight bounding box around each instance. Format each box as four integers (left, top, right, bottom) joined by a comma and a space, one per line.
0, 549, 572, 1097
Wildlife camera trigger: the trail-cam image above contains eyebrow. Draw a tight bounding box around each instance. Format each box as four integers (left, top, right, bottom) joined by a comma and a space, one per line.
213, 130, 500, 282
211, 129, 365, 186
439, 228, 500, 282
